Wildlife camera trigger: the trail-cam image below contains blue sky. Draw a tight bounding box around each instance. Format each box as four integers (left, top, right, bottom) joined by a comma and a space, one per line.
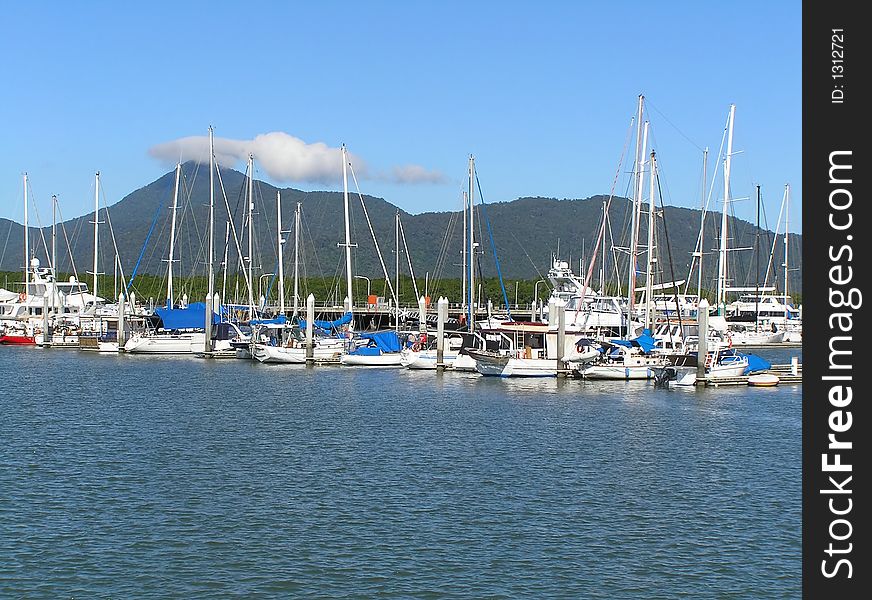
1, 1, 800, 233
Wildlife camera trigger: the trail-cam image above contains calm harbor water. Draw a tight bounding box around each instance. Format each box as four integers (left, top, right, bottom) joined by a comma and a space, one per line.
1, 346, 801, 599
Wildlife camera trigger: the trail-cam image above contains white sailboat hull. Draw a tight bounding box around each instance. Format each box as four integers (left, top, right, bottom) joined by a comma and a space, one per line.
400, 349, 460, 370
251, 342, 343, 364
340, 352, 403, 367
124, 332, 205, 354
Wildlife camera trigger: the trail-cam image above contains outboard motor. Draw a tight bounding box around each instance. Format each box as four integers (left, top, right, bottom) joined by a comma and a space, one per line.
653, 366, 679, 389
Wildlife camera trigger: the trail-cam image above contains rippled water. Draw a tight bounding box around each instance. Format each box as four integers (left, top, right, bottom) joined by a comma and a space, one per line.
0, 346, 801, 598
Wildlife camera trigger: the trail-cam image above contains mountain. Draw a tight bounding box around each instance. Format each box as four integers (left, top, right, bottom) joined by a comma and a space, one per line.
1, 162, 802, 296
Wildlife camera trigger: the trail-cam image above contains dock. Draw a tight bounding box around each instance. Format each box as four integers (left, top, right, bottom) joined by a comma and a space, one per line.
699, 363, 802, 387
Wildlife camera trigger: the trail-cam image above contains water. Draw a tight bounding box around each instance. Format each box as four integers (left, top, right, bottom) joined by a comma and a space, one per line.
0, 346, 801, 598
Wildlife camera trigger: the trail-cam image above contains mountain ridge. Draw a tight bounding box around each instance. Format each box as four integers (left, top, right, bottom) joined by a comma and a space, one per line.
1, 163, 802, 295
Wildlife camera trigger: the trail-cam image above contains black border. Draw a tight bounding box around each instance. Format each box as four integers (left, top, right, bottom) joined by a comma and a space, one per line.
803, 3, 868, 597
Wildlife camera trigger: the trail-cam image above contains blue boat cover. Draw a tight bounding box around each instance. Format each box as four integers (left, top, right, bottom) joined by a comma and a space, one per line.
298, 312, 353, 332
742, 353, 772, 374
608, 329, 657, 354
249, 315, 287, 326
155, 302, 217, 330
349, 346, 382, 356
358, 330, 402, 353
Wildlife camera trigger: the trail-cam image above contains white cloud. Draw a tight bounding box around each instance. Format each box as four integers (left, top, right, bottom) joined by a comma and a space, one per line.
389, 164, 448, 184
148, 132, 445, 186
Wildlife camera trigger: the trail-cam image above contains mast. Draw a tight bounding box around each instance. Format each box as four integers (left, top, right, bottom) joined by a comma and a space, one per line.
716, 104, 736, 313
626, 95, 647, 337
208, 126, 215, 313
246, 153, 255, 316
341, 144, 353, 313
395, 209, 400, 332
644, 150, 656, 331
696, 147, 708, 298
166, 163, 181, 307
293, 202, 301, 318
277, 191, 285, 314
461, 190, 467, 314
51, 195, 57, 277
784, 183, 790, 309
467, 155, 475, 330
91, 171, 101, 303
221, 221, 230, 306
600, 197, 606, 292
755, 184, 761, 331
23, 173, 29, 287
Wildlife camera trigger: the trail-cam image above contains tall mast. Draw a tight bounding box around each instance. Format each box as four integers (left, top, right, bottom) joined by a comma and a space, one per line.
644, 150, 656, 331
293, 202, 301, 318
783, 183, 790, 308
208, 126, 215, 308
696, 147, 708, 298
91, 171, 101, 303
467, 155, 475, 330
166, 163, 181, 307
221, 221, 230, 306
755, 184, 761, 331
395, 209, 400, 332
626, 95, 647, 336
341, 144, 353, 313
716, 104, 736, 313
246, 153, 255, 315
276, 190, 285, 314
461, 190, 467, 313
23, 173, 29, 287
51, 194, 57, 312
51, 195, 57, 277
600, 197, 606, 292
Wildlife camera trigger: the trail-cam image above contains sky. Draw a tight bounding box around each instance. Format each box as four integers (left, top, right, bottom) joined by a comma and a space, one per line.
1, 1, 801, 233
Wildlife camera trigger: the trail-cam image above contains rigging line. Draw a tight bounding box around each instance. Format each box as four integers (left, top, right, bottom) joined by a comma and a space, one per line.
125, 169, 176, 292
0, 218, 13, 270
55, 205, 80, 282
215, 162, 256, 312
645, 98, 705, 152
579, 112, 635, 304
685, 113, 730, 294
397, 217, 419, 301
347, 161, 400, 306
98, 180, 130, 301
474, 171, 511, 318
654, 163, 686, 340
508, 229, 548, 285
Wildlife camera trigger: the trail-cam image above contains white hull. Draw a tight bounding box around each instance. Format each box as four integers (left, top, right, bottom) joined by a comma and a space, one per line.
400, 349, 460, 370
578, 364, 658, 380
450, 353, 478, 372
706, 362, 748, 378
124, 332, 205, 354
251, 342, 343, 364
471, 351, 557, 377
35, 333, 80, 347
729, 331, 785, 345
340, 352, 403, 367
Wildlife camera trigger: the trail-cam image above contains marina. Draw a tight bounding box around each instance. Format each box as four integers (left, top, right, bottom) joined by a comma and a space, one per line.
1, 3, 808, 595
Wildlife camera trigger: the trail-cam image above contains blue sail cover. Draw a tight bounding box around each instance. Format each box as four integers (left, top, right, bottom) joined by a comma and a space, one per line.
608, 329, 657, 354
249, 315, 287, 326
742, 353, 772, 374
359, 331, 401, 353
298, 312, 353, 332
155, 302, 217, 330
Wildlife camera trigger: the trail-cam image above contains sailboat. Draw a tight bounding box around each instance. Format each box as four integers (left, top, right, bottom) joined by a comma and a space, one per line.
575, 97, 669, 379
1, 178, 102, 346
123, 163, 209, 354
250, 144, 356, 364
